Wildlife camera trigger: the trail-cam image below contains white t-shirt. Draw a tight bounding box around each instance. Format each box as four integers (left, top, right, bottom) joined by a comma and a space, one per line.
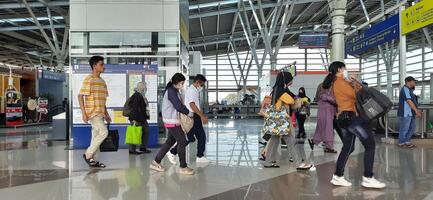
185, 85, 200, 113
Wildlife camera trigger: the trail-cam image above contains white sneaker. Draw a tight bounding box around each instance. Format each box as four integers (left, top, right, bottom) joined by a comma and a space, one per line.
330, 175, 352, 187
361, 176, 386, 189
150, 160, 165, 172
166, 152, 177, 164
178, 167, 195, 175
196, 156, 210, 163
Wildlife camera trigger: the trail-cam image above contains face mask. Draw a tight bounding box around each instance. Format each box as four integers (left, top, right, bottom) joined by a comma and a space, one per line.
343, 70, 350, 80
142, 88, 147, 94
197, 86, 203, 92
174, 83, 183, 90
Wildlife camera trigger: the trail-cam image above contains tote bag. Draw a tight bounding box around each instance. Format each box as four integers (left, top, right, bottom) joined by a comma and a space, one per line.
179, 113, 194, 134
261, 90, 291, 136
125, 123, 142, 145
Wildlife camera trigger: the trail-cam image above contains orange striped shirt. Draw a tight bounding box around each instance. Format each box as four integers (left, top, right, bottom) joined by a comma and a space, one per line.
79, 75, 108, 119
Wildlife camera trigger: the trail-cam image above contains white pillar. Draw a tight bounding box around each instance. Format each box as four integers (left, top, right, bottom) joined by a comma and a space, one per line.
399, 6, 407, 87
328, 0, 347, 62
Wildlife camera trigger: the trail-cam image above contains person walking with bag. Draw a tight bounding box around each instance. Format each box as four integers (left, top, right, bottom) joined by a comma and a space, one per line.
127, 82, 151, 155
78, 55, 111, 168
262, 71, 312, 170
308, 81, 338, 153
295, 87, 310, 139
329, 61, 386, 189
150, 73, 195, 175
167, 74, 210, 164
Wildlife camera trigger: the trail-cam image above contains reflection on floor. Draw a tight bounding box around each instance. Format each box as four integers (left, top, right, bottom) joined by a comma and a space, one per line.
0, 119, 433, 199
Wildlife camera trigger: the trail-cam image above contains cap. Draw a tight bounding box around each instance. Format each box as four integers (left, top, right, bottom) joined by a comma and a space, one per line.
405, 76, 417, 82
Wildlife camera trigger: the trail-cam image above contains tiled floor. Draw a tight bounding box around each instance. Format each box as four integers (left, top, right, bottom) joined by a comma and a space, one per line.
0, 119, 432, 200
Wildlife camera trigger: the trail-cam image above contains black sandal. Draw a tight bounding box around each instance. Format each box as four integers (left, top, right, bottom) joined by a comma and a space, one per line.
94, 161, 106, 168
259, 154, 266, 161
83, 154, 106, 168
83, 154, 96, 166
324, 148, 338, 153
264, 163, 280, 168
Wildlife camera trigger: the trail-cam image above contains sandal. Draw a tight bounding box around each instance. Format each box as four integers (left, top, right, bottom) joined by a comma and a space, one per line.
264, 163, 280, 168
83, 154, 96, 166
83, 154, 106, 168
259, 154, 266, 161
324, 148, 338, 153
94, 161, 106, 168
296, 164, 313, 170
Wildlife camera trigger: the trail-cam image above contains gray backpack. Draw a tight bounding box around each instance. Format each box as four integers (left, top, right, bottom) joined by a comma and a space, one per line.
122, 97, 132, 117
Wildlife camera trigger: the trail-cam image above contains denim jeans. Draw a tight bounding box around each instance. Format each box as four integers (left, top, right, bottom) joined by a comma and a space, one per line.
398, 116, 416, 145
335, 116, 375, 178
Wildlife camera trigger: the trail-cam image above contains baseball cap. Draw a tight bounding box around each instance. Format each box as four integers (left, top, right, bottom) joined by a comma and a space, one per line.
405, 76, 417, 82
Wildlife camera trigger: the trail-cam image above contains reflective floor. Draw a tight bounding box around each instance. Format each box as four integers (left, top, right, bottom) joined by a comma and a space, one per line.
0, 119, 433, 199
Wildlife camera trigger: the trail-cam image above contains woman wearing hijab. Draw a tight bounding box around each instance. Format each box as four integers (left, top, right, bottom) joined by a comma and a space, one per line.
263, 71, 312, 170
308, 80, 339, 153
127, 82, 151, 154
295, 87, 310, 139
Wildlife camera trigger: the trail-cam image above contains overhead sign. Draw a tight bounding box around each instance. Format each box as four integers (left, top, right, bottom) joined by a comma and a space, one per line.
401, 0, 433, 34
42, 70, 65, 82
298, 34, 329, 49
346, 14, 400, 56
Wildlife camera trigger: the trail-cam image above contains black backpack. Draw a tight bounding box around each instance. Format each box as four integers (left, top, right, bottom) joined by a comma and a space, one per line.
356, 87, 393, 121
122, 97, 132, 117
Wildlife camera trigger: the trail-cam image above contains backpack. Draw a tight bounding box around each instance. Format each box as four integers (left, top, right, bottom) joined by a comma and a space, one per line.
122, 97, 132, 117
356, 87, 393, 121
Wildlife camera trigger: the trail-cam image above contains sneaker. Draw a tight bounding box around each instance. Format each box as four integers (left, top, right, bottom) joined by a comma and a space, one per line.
330, 175, 352, 187
150, 160, 165, 172
196, 156, 210, 163
167, 152, 177, 164
361, 176, 386, 189
178, 167, 195, 175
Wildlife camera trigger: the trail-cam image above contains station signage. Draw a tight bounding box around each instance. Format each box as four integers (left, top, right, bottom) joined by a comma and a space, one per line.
346, 14, 400, 56
42, 70, 65, 82
401, 0, 433, 34
298, 33, 329, 49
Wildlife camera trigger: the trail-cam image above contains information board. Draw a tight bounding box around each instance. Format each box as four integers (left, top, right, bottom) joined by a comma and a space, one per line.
346, 14, 400, 56
71, 64, 158, 124
402, 0, 433, 34
71, 64, 159, 149
298, 34, 329, 49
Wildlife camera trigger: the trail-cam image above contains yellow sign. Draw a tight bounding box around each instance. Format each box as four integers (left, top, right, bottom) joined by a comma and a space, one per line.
113, 111, 128, 124
401, 0, 433, 34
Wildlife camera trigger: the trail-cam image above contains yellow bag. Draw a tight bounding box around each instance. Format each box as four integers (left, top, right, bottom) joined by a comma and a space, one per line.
292, 98, 303, 109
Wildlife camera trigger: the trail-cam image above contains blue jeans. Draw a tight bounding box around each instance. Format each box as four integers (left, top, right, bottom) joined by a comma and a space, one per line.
399, 117, 416, 145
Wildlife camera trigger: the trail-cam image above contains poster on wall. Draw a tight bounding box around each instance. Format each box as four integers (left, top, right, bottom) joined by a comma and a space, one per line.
100, 73, 127, 107
71, 64, 158, 125
148, 103, 158, 124
145, 73, 158, 102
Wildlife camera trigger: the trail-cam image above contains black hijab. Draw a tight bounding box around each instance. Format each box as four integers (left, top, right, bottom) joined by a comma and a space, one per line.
272, 71, 295, 104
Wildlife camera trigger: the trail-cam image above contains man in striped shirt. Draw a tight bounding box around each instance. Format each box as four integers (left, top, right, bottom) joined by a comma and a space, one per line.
78, 55, 111, 168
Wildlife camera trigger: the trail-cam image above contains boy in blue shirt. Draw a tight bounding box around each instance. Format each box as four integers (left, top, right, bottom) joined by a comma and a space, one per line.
397, 76, 421, 148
